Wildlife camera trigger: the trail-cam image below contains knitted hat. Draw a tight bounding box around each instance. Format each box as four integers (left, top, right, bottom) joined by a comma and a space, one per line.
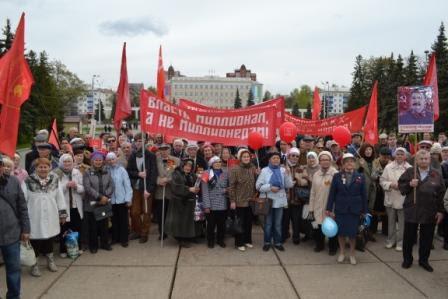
237, 148, 251, 160
318, 151, 333, 161
208, 156, 221, 167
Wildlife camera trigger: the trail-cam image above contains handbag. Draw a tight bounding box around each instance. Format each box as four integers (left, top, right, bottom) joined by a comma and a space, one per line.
93, 203, 113, 221
295, 186, 310, 200
20, 241, 36, 266
225, 213, 243, 235
249, 193, 272, 216
193, 198, 205, 222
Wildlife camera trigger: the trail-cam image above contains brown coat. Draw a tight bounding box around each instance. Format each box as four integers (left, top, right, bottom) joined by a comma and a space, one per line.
309, 167, 338, 224
398, 167, 445, 224
229, 163, 257, 207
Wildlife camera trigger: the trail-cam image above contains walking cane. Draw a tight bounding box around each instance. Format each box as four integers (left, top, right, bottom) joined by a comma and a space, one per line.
161, 185, 166, 248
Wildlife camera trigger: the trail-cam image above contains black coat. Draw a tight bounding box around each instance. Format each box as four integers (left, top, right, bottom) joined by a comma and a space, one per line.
398, 167, 445, 224
127, 150, 158, 193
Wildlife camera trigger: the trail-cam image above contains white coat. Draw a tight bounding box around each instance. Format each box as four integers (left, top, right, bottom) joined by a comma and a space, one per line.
309, 167, 338, 224
22, 173, 67, 240
380, 160, 411, 209
57, 168, 85, 221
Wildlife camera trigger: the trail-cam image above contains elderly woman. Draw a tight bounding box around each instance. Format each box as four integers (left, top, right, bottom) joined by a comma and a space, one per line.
2, 157, 14, 176
202, 144, 215, 164
165, 159, 200, 247
22, 158, 67, 277
229, 148, 258, 251
202, 156, 229, 248
309, 151, 338, 254
55, 154, 85, 257
256, 152, 294, 252
380, 147, 411, 251
106, 152, 133, 247
399, 150, 445, 272
326, 153, 367, 265
13, 152, 28, 183
83, 152, 115, 253
220, 147, 234, 170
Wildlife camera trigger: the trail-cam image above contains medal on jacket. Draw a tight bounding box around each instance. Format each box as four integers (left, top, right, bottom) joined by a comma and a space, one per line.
324, 180, 330, 186
342, 174, 346, 185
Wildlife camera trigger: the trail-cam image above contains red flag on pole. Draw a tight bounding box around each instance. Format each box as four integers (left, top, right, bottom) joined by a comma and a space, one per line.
0, 13, 34, 157
157, 45, 165, 99
113, 42, 131, 134
48, 118, 60, 150
363, 81, 378, 145
423, 53, 439, 121
312, 87, 321, 120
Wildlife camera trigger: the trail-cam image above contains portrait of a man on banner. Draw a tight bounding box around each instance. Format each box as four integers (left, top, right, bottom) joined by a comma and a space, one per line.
398, 86, 434, 133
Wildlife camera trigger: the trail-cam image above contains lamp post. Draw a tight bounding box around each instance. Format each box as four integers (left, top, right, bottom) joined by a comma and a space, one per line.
92, 75, 101, 124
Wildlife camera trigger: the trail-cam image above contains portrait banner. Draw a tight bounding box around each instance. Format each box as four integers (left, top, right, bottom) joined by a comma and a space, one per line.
284, 106, 367, 136
398, 86, 434, 133
140, 90, 276, 146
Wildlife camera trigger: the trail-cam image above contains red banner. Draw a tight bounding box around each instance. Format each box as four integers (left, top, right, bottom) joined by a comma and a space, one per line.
178, 97, 285, 128
140, 91, 276, 146
285, 106, 367, 136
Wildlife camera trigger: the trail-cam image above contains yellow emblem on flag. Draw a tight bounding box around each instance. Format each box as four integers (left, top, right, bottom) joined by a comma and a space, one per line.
13, 84, 23, 97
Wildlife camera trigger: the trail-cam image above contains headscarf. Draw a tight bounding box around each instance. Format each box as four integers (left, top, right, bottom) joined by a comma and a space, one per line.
59, 154, 73, 172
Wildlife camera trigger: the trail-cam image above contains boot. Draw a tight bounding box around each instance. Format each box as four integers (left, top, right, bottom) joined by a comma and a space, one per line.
46, 253, 58, 272
30, 263, 42, 277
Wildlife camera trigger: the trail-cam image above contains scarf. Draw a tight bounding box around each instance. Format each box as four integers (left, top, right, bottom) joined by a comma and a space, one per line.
208, 168, 222, 189
268, 163, 283, 189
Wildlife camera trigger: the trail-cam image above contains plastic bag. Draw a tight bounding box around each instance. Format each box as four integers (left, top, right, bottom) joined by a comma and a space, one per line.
65, 230, 79, 259
20, 241, 36, 266
193, 199, 205, 222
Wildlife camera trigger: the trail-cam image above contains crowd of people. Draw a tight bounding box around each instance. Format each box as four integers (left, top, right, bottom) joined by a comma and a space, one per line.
1, 127, 448, 298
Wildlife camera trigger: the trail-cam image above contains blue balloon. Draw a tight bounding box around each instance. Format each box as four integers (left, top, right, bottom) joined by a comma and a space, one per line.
363, 213, 372, 227
322, 217, 338, 237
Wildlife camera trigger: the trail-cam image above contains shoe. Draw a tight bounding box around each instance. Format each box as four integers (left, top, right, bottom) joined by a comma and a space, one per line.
430, 243, 435, 250
395, 246, 403, 252
121, 242, 129, 248
46, 254, 58, 272
217, 241, 226, 248
100, 245, 113, 251
274, 245, 285, 251
262, 244, 271, 252
78, 250, 84, 255
328, 250, 337, 256
419, 262, 434, 272
401, 261, 412, 269
237, 246, 246, 252
337, 254, 345, 263
349, 256, 357, 265
207, 241, 214, 249
30, 263, 41, 277
158, 234, 167, 241
245, 243, 253, 249
443, 243, 448, 250
90, 248, 98, 254
385, 242, 394, 249
301, 235, 311, 242
129, 232, 140, 240
59, 253, 67, 258
139, 236, 148, 244
292, 239, 300, 245
314, 246, 323, 253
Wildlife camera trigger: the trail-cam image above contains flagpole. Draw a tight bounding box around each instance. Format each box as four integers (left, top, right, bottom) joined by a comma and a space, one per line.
141, 131, 148, 214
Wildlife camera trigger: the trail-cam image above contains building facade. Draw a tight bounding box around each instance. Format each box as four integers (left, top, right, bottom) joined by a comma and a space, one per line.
320, 85, 349, 116
165, 65, 263, 108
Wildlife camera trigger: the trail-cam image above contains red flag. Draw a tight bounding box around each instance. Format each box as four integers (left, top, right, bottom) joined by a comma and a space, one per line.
423, 53, 439, 121
312, 87, 321, 120
0, 13, 34, 157
157, 45, 165, 99
113, 42, 132, 133
363, 81, 378, 145
48, 118, 60, 150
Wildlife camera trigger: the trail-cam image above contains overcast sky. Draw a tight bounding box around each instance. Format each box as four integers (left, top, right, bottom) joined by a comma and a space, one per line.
1, 0, 447, 94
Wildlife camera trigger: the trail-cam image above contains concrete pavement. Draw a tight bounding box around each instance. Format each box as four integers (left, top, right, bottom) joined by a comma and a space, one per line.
1, 226, 447, 299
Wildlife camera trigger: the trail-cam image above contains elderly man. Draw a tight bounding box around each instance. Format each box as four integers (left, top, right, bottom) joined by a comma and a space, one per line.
399, 150, 445, 272
185, 144, 207, 174
118, 141, 133, 168
171, 138, 186, 159
0, 154, 30, 299
347, 133, 363, 157
25, 134, 47, 173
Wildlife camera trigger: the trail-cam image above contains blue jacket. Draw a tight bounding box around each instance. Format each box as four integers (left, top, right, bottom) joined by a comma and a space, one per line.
108, 165, 133, 205
326, 171, 367, 215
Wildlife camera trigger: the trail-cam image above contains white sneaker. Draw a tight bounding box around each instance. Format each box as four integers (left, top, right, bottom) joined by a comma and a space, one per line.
337, 254, 345, 263
395, 246, 402, 252
46, 254, 58, 272
78, 250, 84, 255
237, 246, 246, 252
385, 243, 394, 249
30, 263, 41, 277
245, 243, 253, 249
59, 253, 67, 258
350, 256, 357, 265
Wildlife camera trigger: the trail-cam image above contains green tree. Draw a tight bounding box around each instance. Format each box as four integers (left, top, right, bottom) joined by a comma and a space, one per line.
0, 19, 14, 56
297, 85, 312, 109
292, 102, 300, 116
347, 55, 368, 111
234, 88, 242, 108
263, 90, 272, 102
404, 50, 419, 85
247, 89, 255, 106
432, 22, 448, 133
95, 100, 106, 122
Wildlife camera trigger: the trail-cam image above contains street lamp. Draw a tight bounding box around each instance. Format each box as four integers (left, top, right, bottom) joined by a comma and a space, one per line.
91, 75, 101, 124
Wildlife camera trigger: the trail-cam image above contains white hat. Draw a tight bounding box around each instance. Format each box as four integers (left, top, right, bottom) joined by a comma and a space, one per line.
318, 151, 333, 161
208, 156, 221, 167
307, 151, 318, 160
418, 140, 433, 146
186, 143, 199, 150
106, 152, 117, 160
395, 147, 407, 154
237, 148, 251, 160
70, 137, 83, 145
287, 147, 300, 156
430, 143, 442, 154
442, 146, 448, 152
379, 133, 388, 139
342, 153, 355, 161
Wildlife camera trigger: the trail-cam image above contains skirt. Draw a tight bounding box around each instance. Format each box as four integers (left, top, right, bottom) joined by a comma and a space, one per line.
335, 213, 359, 238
